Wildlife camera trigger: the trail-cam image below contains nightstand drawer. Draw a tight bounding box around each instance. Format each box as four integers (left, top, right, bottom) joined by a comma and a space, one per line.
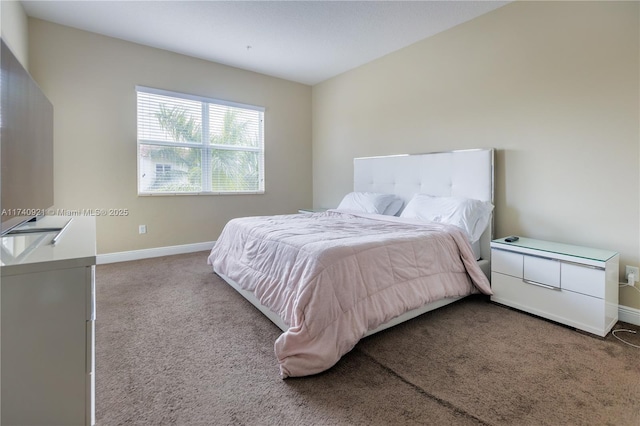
561, 263, 605, 298
491, 273, 606, 336
523, 256, 560, 288
491, 249, 523, 278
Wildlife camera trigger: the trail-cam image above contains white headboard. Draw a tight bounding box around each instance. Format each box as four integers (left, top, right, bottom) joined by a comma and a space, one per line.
353, 148, 494, 266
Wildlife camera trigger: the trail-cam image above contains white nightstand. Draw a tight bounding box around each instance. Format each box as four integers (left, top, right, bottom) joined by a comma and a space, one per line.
490, 237, 619, 337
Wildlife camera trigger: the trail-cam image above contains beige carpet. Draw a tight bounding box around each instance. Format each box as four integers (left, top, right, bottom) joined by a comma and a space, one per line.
95, 252, 640, 425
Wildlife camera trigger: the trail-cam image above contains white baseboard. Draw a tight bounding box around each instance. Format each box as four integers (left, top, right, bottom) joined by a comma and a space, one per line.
618, 305, 640, 326
97, 241, 215, 265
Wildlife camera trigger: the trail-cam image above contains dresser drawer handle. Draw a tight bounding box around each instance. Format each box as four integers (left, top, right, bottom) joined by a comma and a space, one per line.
522, 279, 561, 291
560, 259, 605, 270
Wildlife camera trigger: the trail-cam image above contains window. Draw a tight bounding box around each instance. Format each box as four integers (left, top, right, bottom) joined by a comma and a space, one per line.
136, 86, 265, 195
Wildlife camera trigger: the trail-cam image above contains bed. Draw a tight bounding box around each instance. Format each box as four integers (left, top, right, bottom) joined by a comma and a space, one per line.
207, 148, 494, 378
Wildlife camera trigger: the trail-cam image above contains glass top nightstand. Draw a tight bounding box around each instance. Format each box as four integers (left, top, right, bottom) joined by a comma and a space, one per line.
491, 236, 618, 263
490, 236, 619, 337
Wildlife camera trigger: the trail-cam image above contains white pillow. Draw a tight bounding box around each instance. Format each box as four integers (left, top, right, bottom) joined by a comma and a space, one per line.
400, 194, 493, 243
336, 192, 404, 216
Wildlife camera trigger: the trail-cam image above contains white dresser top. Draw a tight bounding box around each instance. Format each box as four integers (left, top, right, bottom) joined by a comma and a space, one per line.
1, 216, 96, 275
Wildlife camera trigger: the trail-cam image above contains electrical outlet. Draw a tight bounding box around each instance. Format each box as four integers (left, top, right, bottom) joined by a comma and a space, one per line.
139, 225, 147, 234
625, 265, 639, 283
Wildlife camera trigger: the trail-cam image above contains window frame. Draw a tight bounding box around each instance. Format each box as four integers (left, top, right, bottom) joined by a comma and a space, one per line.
136, 85, 265, 196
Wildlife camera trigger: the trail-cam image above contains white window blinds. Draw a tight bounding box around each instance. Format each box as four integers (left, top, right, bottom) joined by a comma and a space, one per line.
136, 86, 265, 195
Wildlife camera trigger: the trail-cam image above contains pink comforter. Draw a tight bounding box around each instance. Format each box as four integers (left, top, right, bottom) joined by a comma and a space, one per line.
207, 210, 492, 378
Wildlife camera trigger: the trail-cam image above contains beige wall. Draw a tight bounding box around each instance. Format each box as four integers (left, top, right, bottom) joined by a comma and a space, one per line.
28, 19, 312, 254
1, 0, 29, 68
312, 1, 640, 309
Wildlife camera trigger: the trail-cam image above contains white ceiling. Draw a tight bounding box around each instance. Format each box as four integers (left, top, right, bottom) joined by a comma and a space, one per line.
21, 0, 508, 85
